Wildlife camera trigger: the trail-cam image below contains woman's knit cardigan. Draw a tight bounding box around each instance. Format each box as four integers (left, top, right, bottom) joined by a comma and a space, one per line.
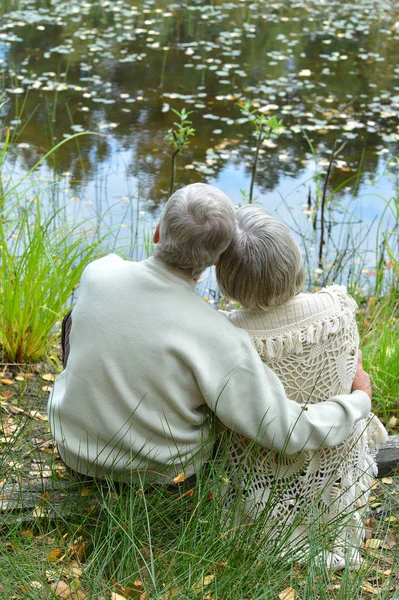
222, 285, 387, 558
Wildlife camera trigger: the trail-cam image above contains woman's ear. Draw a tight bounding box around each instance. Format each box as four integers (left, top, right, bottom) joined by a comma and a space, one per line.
153, 223, 160, 244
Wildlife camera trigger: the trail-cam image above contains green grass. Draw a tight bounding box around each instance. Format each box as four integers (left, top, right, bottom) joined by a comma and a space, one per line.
1, 435, 399, 600
0, 127, 108, 364
0, 200, 104, 364
358, 291, 399, 431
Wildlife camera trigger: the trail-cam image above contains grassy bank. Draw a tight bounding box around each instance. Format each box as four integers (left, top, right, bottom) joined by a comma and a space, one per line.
0, 418, 399, 599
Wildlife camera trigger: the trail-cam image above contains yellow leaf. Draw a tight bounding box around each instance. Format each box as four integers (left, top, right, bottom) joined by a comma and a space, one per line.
42, 385, 53, 392
52, 580, 87, 598
279, 588, 297, 600
32, 505, 47, 518
15, 375, 25, 381
29, 410, 48, 421
134, 580, 143, 588
364, 538, 382, 549
80, 488, 93, 497
70, 563, 83, 578
382, 477, 393, 485
203, 574, 215, 586
361, 582, 380, 595
173, 472, 186, 484
30, 581, 43, 589
48, 549, 64, 562
1, 379, 14, 385
20, 529, 34, 538
111, 593, 126, 600
42, 373, 56, 381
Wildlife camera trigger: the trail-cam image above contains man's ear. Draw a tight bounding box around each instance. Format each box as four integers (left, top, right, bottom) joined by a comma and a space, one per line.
153, 223, 160, 244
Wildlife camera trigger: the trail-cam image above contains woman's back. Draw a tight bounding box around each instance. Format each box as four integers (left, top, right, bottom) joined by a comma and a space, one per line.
227, 285, 358, 402
223, 285, 385, 567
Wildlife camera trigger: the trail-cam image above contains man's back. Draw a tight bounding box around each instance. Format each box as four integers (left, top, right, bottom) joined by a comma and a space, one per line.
48, 254, 253, 481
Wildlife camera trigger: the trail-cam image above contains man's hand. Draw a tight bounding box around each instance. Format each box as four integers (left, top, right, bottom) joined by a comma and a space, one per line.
352, 350, 372, 399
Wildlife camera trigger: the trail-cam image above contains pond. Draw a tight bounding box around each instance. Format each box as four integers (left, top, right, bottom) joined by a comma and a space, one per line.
1, 0, 398, 286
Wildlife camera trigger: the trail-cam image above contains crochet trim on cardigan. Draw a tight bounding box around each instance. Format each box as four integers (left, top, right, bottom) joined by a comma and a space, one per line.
251, 286, 356, 359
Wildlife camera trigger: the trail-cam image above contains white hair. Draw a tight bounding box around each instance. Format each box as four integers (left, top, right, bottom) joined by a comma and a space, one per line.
216, 204, 305, 309
154, 183, 236, 278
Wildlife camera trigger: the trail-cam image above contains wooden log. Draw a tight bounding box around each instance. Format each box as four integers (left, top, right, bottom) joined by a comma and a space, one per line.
0, 479, 95, 525
376, 434, 399, 477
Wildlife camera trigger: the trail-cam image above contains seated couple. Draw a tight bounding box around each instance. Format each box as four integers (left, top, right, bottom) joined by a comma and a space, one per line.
48, 183, 387, 570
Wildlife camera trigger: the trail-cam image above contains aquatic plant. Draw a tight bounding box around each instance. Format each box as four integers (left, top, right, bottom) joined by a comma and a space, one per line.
165, 108, 196, 197
238, 102, 283, 203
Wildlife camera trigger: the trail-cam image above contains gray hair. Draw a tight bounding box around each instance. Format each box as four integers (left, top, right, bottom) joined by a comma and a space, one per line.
154, 183, 236, 278
216, 204, 305, 309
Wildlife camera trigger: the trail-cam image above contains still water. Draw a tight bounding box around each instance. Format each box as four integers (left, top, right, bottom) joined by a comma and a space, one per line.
1, 0, 399, 278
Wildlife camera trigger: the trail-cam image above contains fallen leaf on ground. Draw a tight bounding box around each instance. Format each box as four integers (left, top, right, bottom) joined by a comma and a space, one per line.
30, 581, 43, 589
53, 580, 87, 598
279, 588, 297, 600
364, 538, 382, 549
173, 472, 186, 484
111, 593, 126, 600
32, 506, 47, 518
63, 563, 83, 578
42, 373, 56, 381
383, 534, 397, 548
361, 582, 380, 595
382, 477, 393, 485
48, 549, 64, 562
29, 410, 48, 420
1, 379, 14, 385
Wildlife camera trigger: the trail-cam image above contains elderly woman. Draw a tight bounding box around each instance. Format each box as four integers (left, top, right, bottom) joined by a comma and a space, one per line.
216, 204, 387, 570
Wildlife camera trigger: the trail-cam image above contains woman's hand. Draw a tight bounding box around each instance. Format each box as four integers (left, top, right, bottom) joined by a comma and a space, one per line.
352, 350, 372, 399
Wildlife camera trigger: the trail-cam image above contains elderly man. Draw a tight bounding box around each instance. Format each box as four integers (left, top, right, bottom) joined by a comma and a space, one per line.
48, 183, 371, 482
